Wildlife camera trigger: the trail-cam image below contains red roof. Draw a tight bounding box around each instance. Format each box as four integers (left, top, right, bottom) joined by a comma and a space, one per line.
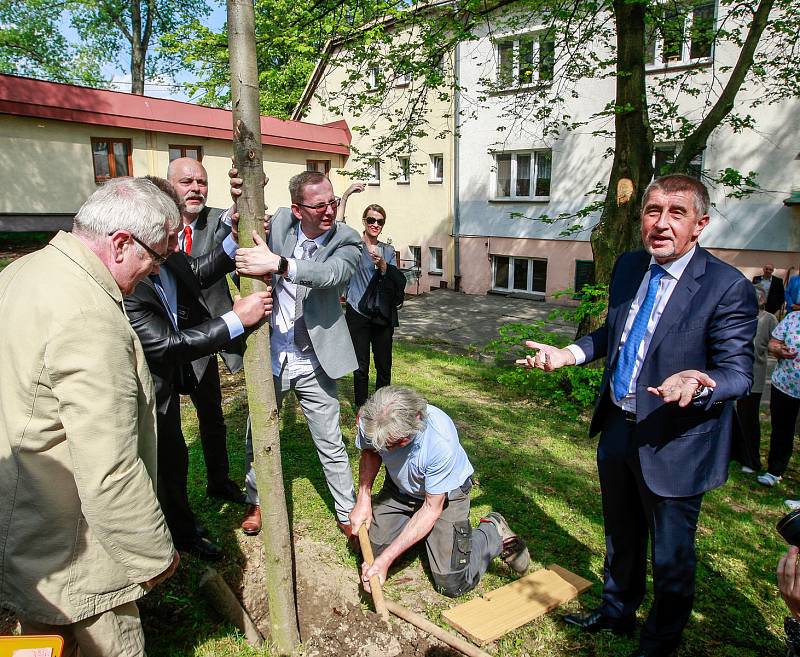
0, 74, 350, 155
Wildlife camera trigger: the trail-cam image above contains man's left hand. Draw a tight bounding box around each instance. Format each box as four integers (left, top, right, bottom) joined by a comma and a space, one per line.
236, 233, 281, 276
647, 369, 716, 407
779, 546, 800, 618
361, 555, 389, 593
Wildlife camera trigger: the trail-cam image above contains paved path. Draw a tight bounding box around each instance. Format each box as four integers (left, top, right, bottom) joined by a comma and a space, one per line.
393, 288, 576, 352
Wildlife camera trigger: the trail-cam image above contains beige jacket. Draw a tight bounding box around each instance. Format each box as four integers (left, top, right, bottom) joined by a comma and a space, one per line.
0, 231, 174, 624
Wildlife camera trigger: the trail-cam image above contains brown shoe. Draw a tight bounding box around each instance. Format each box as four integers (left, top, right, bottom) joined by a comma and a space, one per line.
337, 521, 361, 552
241, 504, 261, 535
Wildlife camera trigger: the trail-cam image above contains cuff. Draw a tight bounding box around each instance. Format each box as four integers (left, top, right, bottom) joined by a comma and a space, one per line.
566, 344, 586, 365
223, 233, 238, 259
221, 311, 245, 338
220, 206, 234, 226
286, 258, 297, 281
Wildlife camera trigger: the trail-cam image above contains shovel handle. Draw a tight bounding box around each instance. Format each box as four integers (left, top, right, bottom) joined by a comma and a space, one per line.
358, 524, 389, 619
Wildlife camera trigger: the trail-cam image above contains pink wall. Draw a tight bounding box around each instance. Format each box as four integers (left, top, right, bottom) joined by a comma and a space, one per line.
707, 248, 800, 283
458, 236, 594, 303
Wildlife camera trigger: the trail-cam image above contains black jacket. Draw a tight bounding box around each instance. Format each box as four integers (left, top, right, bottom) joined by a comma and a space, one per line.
752, 274, 785, 314
124, 244, 236, 414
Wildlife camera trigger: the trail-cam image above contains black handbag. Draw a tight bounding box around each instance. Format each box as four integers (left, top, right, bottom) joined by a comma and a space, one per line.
358, 269, 391, 326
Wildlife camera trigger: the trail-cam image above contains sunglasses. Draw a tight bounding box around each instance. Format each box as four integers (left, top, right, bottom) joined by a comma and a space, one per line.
365, 216, 386, 226
297, 197, 340, 212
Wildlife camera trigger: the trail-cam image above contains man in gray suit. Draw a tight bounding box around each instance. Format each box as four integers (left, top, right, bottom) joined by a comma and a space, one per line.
167, 157, 245, 504
235, 171, 362, 540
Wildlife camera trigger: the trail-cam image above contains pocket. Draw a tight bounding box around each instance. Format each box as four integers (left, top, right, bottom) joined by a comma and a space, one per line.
450, 520, 472, 571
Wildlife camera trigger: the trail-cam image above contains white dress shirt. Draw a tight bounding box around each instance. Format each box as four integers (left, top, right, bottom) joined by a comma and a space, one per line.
270, 226, 328, 378
567, 246, 697, 413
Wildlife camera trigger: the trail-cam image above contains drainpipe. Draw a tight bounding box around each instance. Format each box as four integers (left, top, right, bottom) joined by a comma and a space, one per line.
452, 41, 462, 292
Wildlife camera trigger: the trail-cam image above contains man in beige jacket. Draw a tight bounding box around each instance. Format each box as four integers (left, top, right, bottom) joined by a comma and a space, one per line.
0, 178, 180, 657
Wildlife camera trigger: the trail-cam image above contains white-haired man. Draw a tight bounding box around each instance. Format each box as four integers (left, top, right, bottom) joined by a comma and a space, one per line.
349, 385, 530, 597
0, 178, 180, 656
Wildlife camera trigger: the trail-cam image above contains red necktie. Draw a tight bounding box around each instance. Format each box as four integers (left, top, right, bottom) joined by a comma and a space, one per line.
183, 225, 192, 256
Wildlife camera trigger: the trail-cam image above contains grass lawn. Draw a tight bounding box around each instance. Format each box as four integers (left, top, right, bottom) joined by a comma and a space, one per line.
141, 341, 792, 656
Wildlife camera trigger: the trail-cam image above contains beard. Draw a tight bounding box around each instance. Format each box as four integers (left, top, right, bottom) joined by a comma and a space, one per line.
182, 195, 206, 214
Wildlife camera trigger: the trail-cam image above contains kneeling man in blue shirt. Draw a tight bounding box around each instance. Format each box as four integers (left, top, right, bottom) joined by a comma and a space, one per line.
349, 385, 529, 597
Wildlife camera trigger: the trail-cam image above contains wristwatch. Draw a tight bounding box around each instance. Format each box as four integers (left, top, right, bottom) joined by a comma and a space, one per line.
693, 384, 706, 399
277, 256, 288, 276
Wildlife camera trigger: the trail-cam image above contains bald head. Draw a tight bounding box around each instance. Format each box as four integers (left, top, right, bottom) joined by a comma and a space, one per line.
167, 157, 208, 222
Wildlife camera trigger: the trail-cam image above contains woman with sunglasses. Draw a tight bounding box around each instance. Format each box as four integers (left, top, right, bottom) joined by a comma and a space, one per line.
345, 204, 401, 407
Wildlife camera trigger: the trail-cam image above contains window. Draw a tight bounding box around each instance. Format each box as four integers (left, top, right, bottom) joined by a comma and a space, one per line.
368, 159, 381, 185
398, 156, 411, 184
306, 160, 331, 174
492, 256, 547, 294
429, 247, 443, 274
366, 67, 380, 91
645, 1, 715, 67
653, 144, 702, 179
169, 145, 203, 162
91, 138, 132, 183
429, 154, 444, 183
496, 33, 555, 88
409, 246, 422, 271
574, 260, 595, 298
494, 150, 551, 199
394, 73, 411, 87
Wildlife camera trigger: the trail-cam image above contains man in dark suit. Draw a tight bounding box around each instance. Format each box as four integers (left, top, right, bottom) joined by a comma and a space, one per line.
520, 174, 757, 657
125, 182, 271, 559
753, 263, 785, 315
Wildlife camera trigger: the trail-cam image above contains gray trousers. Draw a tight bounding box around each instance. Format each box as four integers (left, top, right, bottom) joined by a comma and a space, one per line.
369, 476, 502, 597
20, 601, 144, 657
245, 366, 356, 523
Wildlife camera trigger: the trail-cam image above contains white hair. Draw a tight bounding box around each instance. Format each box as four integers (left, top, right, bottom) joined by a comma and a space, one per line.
73, 177, 179, 247
359, 386, 428, 451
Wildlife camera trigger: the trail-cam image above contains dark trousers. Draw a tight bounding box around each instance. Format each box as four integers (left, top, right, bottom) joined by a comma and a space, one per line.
767, 385, 800, 476
736, 392, 763, 471
157, 392, 196, 545
189, 357, 230, 487
345, 303, 394, 407
598, 405, 703, 652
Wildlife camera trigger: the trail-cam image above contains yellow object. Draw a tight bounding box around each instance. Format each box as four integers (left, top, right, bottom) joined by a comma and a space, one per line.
0, 635, 64, 657
442, 564, 592, 645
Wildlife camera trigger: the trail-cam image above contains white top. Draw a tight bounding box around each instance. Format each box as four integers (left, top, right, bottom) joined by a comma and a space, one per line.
567, 246, 697, 413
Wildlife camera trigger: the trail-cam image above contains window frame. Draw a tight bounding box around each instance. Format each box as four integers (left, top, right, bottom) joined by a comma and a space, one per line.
653, 143, 703, 179
398, 156, 411, 184
368, 159, 381, 186
495, 31, 555, 90
90, 137, 133, 184
645, 1, 716, 71
491, 255, 547, 295
492, 149, 552, 201
429, 154, 444, 183
306, 159, 331, 174
168, 145, 203, 162
429, 247, 443, 274
366, 66, 380, 91
409, 245, 422, 271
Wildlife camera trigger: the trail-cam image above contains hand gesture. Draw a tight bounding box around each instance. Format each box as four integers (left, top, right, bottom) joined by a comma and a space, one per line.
343, 182, 366, 198
228, 163, 269, 242
232, 289, 273, 327
516, 340, 576, 371
235, 233, 281, 276
646, 369, 716, 407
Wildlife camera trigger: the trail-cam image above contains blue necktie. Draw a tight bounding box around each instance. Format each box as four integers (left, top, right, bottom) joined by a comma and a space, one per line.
612, 264, 667, 401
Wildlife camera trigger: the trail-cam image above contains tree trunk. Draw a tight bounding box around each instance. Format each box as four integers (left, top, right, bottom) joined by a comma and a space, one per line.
579, 0, 653, 337
227, 0, 300, 653
130, 0, 145, 95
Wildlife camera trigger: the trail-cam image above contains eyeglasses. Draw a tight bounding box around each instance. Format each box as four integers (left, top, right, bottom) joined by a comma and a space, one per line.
365, 216, 385, 226
110, 231, 169, 265
297, 197, 340, 212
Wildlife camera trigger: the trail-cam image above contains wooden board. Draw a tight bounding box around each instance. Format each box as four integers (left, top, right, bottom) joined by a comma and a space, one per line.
441, 564, 593, 645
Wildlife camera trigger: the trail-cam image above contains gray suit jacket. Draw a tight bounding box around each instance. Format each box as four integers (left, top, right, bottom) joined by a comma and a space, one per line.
189, 206, 243, 374
269, 207, 361, 380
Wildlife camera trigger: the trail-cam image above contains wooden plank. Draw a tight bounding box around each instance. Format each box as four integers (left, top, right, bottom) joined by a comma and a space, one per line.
442, 565, 593, 645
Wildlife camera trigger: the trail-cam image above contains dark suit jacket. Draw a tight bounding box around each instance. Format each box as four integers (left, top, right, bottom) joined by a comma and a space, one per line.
124, 244, 237, 414
189, 206, 243, 373
752, 274, 785, 315
576, 247, 757, 498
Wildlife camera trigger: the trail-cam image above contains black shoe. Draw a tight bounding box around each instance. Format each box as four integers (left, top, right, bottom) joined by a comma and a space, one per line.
627, 648, 677, 657
563, 609, 636, 637
176, 535, 223, 561
206, 479, 246, 504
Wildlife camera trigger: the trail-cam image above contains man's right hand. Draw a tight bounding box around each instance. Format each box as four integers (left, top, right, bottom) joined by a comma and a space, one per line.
233, 290, 273, 327
349, 499, 373, 535
516, 340, 576, 371
144, 550, 180, 590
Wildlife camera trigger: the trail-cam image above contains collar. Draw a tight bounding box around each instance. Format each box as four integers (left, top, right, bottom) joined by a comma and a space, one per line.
297, 225, 332, 249
182, 218, 197, 233
649, 245, 696, 281
50, 231, 123, 304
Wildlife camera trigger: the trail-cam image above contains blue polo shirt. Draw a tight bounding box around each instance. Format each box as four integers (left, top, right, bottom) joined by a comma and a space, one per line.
356, 404, 474, 499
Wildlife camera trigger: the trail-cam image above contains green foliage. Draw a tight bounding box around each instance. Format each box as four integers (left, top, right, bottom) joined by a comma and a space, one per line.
549, 283, 609, 324
485, 322, 602, 418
